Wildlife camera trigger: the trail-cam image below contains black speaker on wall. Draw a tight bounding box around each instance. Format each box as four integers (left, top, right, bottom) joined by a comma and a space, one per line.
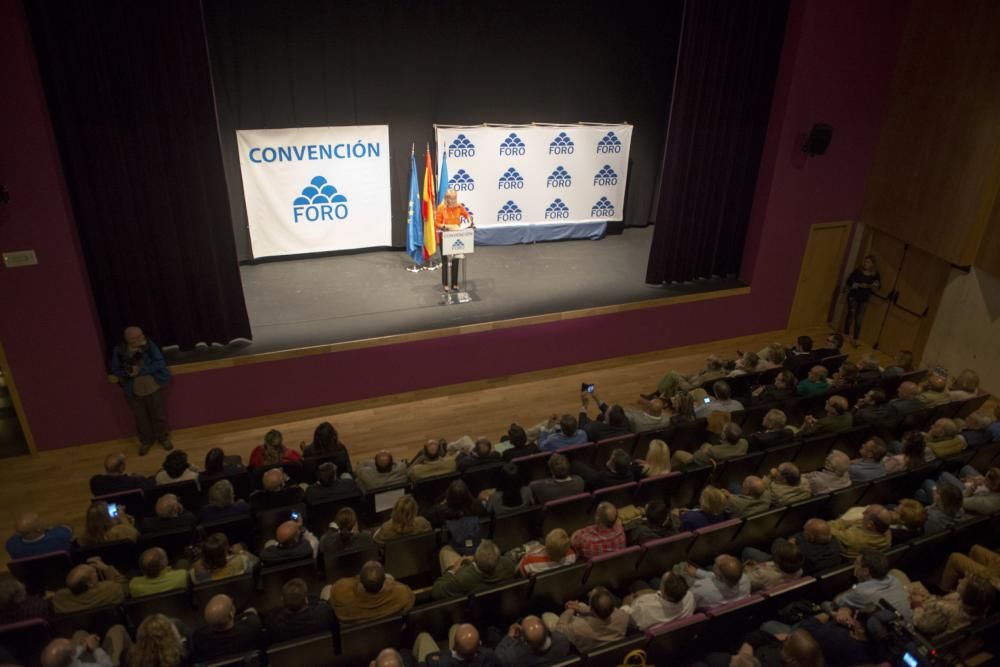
802, 123, 833, 156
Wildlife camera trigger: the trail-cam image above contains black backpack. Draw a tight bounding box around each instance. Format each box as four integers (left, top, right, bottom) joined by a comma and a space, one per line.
445, 515, 482, 556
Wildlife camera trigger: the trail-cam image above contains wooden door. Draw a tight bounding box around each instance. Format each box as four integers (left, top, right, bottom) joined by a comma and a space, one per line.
787, 221, 853, 329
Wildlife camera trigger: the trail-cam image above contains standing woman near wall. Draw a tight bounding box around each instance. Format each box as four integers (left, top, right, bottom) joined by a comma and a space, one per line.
843, 255, 881, 347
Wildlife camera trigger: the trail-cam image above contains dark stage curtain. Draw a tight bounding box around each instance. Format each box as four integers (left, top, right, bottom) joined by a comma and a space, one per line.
645, 0, 790, 285
26, 0, 251, 350
202, 0, 684, 261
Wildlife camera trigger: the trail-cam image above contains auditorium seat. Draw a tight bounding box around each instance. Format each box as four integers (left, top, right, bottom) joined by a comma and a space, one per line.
73, 539, 140, 573
145, 479, 202, 513
665, 421, 710, 456
259, 557, 324, 610
254, 504, 306, 550
200, 470, 252, 502
968, 441, 1000, 473
403, 597, 468, 644
633, 429, 671, 461
636, 533, 696, 580
671, 465, 712, 508
530, 562, 588, 611
52, 604, 126, 638
755, 443, 803, 477
123, 587, 196, 630
412, 471, 462, 509
880, 369, 928, 398
759, 576, 819, 608
817, 563, 855, 600
137, 526, 195, 563
688, 519, 743, 565
542, 493, 594, 537
202, 515, 255, 549
702, 594, 767, 638
715, 452, 765, 491
469, 578, 533, 628
793, 434, 837, 473
301, 453, 345, 484
193, 573, 256, 612
383, 530, 442, 582
321, 542, 378, 584
510, 451, 553, 482
954, 393, 989, 419
593, 434, 638, 466
581, 634, 649, 667
559, 442, 597, 467
820, 354, 848, 376
306, 495, 364, 536
773, 495, 831, 538
737, 404, 775, 436
884, 543, 910, 569
583, 546, 642, 593
733, 507, 786, 552
93, 488, 147, 520
645, 613, 710, 664
201, 650, 262, 667
831, 424, 873, 459
266, 632, 336, 667
461, 463, 505, 496
592, 481, 638, 509
253, 462, 307, 488
828, 483, 870, 519
900, 530, 960, 583
0, 618, 51, 667
491, 504, 543, 553
336, 614, 405, 665
634, 471, 683, 506
8, 550, 73, 595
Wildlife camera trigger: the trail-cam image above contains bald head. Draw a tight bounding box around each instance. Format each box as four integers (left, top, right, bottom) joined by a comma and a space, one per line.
826, 450, 851, 475
803, 518, 831, 543
155, 494, 182, 518
275, 521, 301, 546
41, 638, 75, 667
139, 547, 168, 578
863, 504, 892, 532
926, 375, 947, 393
374, 451, 394, 473
595, 501, 618, 528
453, 623, 481, 658
647, 399, 665, 416
898, 381, 919, 399
104, 453, 127, 474
66, 565, 97, 595
205, 594, 235, 631
783, 628, 823, 667
714, 555, 743, 587
521, 615, 547, 649
372, 649, 404, 667
14, 512, 42, 539
124, 326, 146, 348
262, 468, 285, 492
742, 475, 765, 498
777, 462, 801, 485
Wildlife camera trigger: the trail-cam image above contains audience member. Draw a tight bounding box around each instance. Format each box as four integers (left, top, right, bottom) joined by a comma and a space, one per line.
155, 450, 200, 486
883, 350, 915, 377
499, 424, 540, 462
263, 577, 334, 643
748, 409, 794, 450
190, 532, 259, 584
457, 438, 503, 471
798, 395, 852, 436
828, 504, 891, 559
318, 507, 374, 570
923, 483, 967, 535
960, 410, 996, 448
804, 450, 851, 494
665, 390, 699, 428
53, 559, 127, 614
751, 370, 798, 405
426, 479, 489, 530
407, 439, 457, 481
790, 519, 841, 574
89, 453, 152, 497
918, 375, 951, 408
890, 499, 928, 543
882, 431, 932, 474
685, 555, 751, 610
129, 547, 188, 597
6, 512, 73, 559
192, 594, 262, 661
765, 463, 812, 505
745, 538, 804, 591
528, 454, 585, 504
889, 380, 924, 420
548, 586, 629, 653
249, 429, 302, 470
518, 528, 577, 576
796, 366, 830, 397
910, 574, 994, 637
729, 351, 761, 376
537, 414, 588, 452
128, 614, 189, 667
78, 501, 139, 548
848, 437, 888, 483
356, 451, 410, 492
578, 392, 630, 442
0, 578, 51, 626
373, 494, 433, 544
141, 493, 198, 533
249, 468, 305, 511
261, 519, 319, 566
199, 479, 251, 524
432, 539, 516, 600
813, 333, 844, 360
484, 463, 535, 515
956, 467, 1000, 514
723, 476, 770, 518
305, 461, 362, 504
623, 572, 694, 631
571, 502, 625, 559
784, 336, 815, 376
411, 622, 497, 667
494, 615, 572, 666
833, 548, 911, 621
695, 381, 744, 418
925, 418, 967, 458
635, 439, 672, 477
623, 398, 672, 432
41, 628, 133, 667
301, 421, 353, 477
329, 560, 415, 623
571, 448, 636, 491
941, 545, 1000, 591
675, 422, 747, 468
830, 361, 861, 390
676, 486, 728, 531
200, 446, 245, 480
626, 499, 675, 544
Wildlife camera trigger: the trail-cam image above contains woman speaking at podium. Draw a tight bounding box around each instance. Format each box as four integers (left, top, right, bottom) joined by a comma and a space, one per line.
435, 188, 473, 292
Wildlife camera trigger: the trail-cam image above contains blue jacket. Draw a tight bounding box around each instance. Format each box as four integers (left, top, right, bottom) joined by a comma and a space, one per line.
110, 340, 170, 398
539, 429, 588, 452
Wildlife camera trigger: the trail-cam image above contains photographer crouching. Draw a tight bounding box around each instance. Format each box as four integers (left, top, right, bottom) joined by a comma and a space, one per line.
108, 326, 172, 456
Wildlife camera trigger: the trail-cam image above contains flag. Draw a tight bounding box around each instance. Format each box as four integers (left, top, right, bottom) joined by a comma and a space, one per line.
421, 146, 437, 259
437, 150, 449, 205
405, 148, 423, 265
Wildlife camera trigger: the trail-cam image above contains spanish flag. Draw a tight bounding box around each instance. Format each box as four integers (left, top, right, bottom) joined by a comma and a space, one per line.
421, 146, 437, 259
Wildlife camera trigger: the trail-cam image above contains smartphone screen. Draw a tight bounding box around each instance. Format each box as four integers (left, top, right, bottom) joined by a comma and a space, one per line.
107, 503, 119, 518
703, 397, 712, 404
290, 511, 301, 522
586, 384, 595, 393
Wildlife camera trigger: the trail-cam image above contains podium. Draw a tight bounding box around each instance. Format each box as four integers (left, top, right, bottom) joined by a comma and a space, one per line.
440, 229, 475, 305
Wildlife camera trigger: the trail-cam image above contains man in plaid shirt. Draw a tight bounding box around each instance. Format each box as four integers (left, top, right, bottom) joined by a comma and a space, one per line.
571, 502, 626, 559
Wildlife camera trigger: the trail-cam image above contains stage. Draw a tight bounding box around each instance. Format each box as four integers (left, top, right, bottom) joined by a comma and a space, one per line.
164, 226, 743, 363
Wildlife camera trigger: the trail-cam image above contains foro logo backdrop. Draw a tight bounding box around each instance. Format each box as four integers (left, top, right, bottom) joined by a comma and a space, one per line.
237, 125, 391, 259
435, 124, 632, 229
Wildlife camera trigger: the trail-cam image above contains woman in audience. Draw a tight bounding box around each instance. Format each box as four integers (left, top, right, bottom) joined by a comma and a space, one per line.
198, 479, 251, 524
128, 613, 190, 667
373, 494, 433, 544
830, 361, 860, 390
889, 499, 928, 543
667, 391, 698, 428
909, 574, 995, 637
882, 350, 915, 377
484, 463, 535, 516
883, 432, 931, 474
249, 429, 302, 469
729, 352, 760, 377
300, 421, 353, 477
760, 344, 785, 370
425, 479, 488, 528
636, 439, 672, 478
200, 447, 244, 479
319, 507, 376, 573
675, 486, 727, 532
189, 532, 258, 583
950, 369, 980, 401
0, 579, 51, 626
155, 450, 200, 486
78, 500, 139, 547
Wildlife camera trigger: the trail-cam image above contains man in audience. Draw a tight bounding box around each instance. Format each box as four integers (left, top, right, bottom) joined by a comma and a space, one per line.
750, 370, 798, 405
833, 549, 912, 621
570, 502, 625, 560
748, 410, 794, 450
856, 355, 883, 383
40, 628, 133, 667
356, 451, 410, 492
129, 547, 188, 597
549, 586, 629, 653
829, 504, 892, 559
790, 519, 841, 574
140, 493, 198, 533
329, 560, 415, 623
494, 615, 572, 666
889, 381, 924, 419
723, 476, 771, 518
571, 448, 634, 491
499, 425, 539, 462
674, 422, 747, 469
6, 512, 73, 560
959, 411, 996, 449
537, 415, 588, 452
804, 450, 851, 494
924, 484, 967, 535
925, 418, 967, 458
578, 391, 630, 442
745, 538, 804, 591
695, 381, 744, 418
192, 594, 262, 660
249, 468, 305, 511
848, 438, 888, 483
263, 577, 334, 643
369, 648, 413, 667
89, 453, 153, 497
0, 579, 51, 626
407, 439, 458, 480
52, 558, 127, 613
457, 438, 503, 471
623, 572, 694, 631
765, 463, 812, 506
684, 554, 751, 610
784, 336, 815, 376
952, 467, 1000, 514
796, 366, 830, 397
624, 398, 672, 432
411, 622, 498, 666
813, 333, 844, 360
918, 375, 951, 408
260, 519, 319, 565
798, 395, 852, 436
626, 499, 676, 544
108, 325, 172, 456
518, 528, 577, 576
432, 540, 516, 600
852, 388, 893, 427
306, 461, 362, 503
528, 454, 585, 504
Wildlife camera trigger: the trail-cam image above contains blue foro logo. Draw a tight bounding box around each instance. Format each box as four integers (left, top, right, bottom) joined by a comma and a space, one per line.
549, 132, 575, 155
547, 166, 572, 188
497, 200, 523, 222
449, 169, 475, 192
591, 196, 615, 218
596, 131, 623, 154
499, 133, 526, 156
448, 134, 476, 158
545, 198, 570, 220
498, 167, 525, 190
292, 176, 348, 222
594, 165, 619, 186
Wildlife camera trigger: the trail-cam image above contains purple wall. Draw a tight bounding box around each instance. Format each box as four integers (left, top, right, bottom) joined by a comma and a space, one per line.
0, 0, 910, 451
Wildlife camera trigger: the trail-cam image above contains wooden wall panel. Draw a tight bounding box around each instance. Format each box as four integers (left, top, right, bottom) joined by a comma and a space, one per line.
862, 0, 1000, 266
976, 183, 1000, 279
788, 222, 852, 329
